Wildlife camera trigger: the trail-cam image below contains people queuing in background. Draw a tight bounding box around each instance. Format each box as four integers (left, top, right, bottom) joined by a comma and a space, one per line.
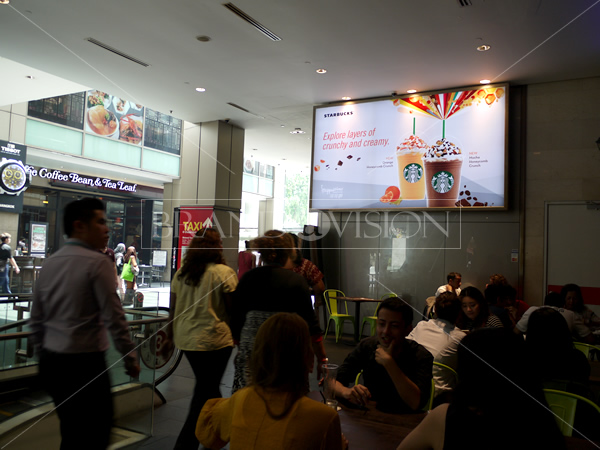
334, 297, 433, 413
166, 228, 238, 450
120, 246, 139, 306
197, 313, 347, 450
0, 233, 20, 294
516, 292, 593, 343
397, 328, 565, 450
237, 240, 256, 280
456, 286, 503, 331
230, 230, 326, 393
407, 292, 465, 405
562, 283, 600, 333
100, 245, 121, 298
434, 272, 461, 298
286, 233, 325, 297
29, 198, 139, 449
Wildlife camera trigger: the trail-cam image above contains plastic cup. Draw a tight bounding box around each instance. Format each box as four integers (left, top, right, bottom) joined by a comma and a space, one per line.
322, 363, 339, 402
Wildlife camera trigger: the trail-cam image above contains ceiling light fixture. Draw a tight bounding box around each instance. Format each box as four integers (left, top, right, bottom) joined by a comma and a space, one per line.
0, 1, 10, 5
26, 75, 35, 80
477, 44, 491, 52
290, 128, 305, 134
479, 79, 491, 84
196, 35, 212, 42
316, 68, 327, 74
407, 89, 417, 94
342, 97, 351, 100
195, 87, 206, 92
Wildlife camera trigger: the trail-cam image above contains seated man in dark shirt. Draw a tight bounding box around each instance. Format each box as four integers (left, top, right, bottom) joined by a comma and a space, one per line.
333, 297, 433, 413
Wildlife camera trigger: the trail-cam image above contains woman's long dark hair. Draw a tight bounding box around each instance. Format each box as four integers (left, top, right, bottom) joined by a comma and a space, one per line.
177, 228, 225, 286
250, 312, 313, 419
456, 286, 489, 329
250, 230, 294, 266
454, 328, 565, 448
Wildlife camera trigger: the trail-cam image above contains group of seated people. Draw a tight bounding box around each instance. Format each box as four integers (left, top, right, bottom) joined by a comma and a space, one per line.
191, 272, 598, 449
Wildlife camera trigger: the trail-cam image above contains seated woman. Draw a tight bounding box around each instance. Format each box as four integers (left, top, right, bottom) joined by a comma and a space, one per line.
526, 307, 590, 392
456, 286, 503, 331
397, 328, 565, 450
562, 283, 600, 333
197, 312, 346, 450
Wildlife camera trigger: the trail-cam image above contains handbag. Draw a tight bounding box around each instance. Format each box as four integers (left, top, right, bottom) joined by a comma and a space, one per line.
121, 261, 135, 282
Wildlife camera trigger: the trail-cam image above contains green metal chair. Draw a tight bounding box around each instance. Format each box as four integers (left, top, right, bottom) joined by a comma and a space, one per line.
324, 289, 355, 343
360, 293, 396, 338
433, 361, 458, 382
573, 342, 600, 360
543, 388, 600, 437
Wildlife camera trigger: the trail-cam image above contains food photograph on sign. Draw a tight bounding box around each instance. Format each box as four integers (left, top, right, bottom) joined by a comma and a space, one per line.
310, 84, 507, 210
85, 90, 144, 145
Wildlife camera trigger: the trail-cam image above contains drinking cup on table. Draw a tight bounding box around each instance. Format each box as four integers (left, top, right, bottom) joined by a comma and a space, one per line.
326, 399, 339, 410
322, 363, 339, 402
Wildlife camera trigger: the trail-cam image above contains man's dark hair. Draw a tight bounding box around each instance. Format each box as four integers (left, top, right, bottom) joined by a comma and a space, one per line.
447, 272, 461, 283
378, 296, 413, 325
63, 198, 105, 237
484, 283, 511, 306
435, 291, 461, 324
544, 292, 564, 308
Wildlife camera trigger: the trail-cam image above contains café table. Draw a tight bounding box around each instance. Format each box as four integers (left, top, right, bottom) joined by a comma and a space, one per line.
337, 297, 380, 342
308, 391, 426, 449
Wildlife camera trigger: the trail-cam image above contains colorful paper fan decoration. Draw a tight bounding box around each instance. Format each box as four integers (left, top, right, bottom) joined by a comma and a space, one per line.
392, 87, 505, 119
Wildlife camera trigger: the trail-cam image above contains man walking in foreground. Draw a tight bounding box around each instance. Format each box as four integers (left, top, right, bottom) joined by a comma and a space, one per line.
30, 198, 140, 449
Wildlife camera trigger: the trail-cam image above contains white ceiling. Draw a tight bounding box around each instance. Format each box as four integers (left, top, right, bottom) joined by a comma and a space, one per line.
1, 0, 599, 171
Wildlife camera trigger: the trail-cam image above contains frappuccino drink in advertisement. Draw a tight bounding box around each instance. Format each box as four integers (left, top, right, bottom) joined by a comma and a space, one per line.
396, 135, 428, 200
423, 138, 463, 207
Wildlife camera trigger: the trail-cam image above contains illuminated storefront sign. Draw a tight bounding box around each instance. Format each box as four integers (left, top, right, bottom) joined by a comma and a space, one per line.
24, 165, 138, 193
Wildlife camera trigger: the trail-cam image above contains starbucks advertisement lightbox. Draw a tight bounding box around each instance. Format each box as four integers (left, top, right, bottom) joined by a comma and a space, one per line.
310, 84, 508, 210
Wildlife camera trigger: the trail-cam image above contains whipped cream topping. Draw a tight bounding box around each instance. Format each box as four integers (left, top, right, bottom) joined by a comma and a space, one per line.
396, 135, 429, 155
424, 138, 462, 160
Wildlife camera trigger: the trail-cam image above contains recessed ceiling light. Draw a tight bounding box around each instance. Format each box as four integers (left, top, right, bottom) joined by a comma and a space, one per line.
407, 89, 417, 94
196, 35, 212, 42
342, 97, 351, 100
316, 68, 327, 74
280, 125, 285, 128
477, 44, 491, 52
282, 158, 287, 161
479, 79, 491, 84
290, 128, 305, 134
195, 87, 206, 92
26, 75, 35, 80
0, 0, 10, 5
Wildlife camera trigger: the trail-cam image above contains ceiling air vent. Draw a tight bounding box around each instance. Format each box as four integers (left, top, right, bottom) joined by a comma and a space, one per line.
84, 38, 150, 67
223, 3, 282, 41
227, 102, 264, 119
456, 0, 473, 6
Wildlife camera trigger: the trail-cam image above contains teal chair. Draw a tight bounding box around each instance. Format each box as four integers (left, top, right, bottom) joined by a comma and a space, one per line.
573, 342, 600, 360
360, 293, 396, 338
543, 388, 600, 437
324, 289, 355, 343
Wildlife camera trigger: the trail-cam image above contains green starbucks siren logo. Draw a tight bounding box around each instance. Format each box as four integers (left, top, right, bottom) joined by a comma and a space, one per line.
431, 171, 454, 194
403, 163, 423, 184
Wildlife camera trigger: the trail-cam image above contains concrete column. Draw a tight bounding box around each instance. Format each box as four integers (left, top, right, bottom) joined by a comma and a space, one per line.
162, 120, 244, 280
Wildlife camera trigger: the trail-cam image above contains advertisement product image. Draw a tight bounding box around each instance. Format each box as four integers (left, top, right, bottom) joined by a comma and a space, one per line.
311, 85, 507, 210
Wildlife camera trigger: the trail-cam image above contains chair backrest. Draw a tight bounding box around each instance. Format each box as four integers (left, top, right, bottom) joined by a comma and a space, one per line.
324, 289, 346, 315
433, 361, 458, 382
573, 342, 600, 359
423, 378, 435, 412
543, 388, 600, 437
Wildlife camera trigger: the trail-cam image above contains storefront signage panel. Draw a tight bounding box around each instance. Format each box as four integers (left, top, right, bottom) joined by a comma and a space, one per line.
0, 140, 30, 213
311, 84, 508, 210
24, 165, 138, 193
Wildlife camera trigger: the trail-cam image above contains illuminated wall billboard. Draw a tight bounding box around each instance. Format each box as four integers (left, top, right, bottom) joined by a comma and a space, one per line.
310, 84, 508, 210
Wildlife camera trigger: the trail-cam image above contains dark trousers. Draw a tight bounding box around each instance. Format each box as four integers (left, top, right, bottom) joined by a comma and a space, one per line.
40, 350, 113, 450
174, 346, 233, 450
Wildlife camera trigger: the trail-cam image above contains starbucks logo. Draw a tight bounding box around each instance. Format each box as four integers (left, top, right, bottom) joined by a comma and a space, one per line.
431, 171, 454, 194
403, 163, 423, 184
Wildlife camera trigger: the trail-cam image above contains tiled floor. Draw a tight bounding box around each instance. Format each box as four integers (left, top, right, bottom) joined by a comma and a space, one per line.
133, 331, 360, 449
